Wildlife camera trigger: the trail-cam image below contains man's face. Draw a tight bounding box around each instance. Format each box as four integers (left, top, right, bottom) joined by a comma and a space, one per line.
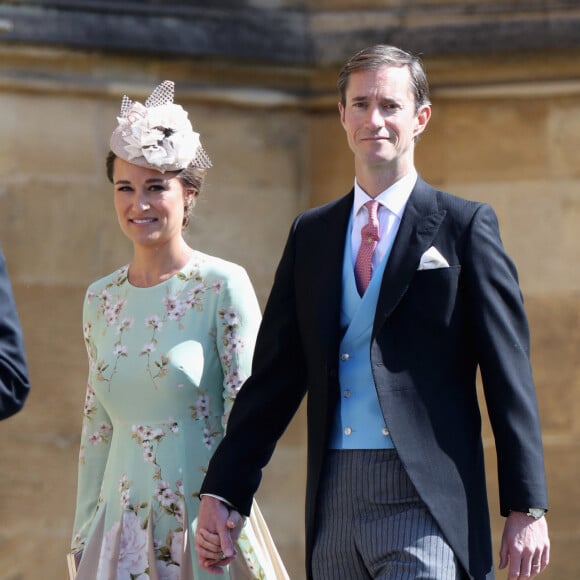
338, 64, 430, 174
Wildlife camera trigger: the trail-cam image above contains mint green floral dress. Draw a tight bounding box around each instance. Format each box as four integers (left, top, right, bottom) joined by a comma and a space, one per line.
71, 252, 277, 580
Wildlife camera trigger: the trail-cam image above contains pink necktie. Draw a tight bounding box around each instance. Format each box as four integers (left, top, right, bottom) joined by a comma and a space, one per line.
354, 200, 380, 295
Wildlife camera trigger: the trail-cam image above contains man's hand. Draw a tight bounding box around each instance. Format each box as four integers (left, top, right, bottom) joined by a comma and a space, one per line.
194, 496, 245, 574
499, 511, 550, 579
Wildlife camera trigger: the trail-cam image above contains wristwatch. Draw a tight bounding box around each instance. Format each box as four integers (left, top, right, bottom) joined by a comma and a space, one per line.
526, 508, 546, 519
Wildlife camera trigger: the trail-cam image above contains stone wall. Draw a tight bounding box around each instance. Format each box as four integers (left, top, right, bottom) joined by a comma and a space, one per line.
0, 3, 579, 579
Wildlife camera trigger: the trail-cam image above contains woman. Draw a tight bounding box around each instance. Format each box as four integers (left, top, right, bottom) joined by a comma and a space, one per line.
71, 81, 287, 579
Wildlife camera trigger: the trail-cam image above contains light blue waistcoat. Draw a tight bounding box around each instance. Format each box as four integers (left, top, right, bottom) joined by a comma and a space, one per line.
329, 214, 396, 449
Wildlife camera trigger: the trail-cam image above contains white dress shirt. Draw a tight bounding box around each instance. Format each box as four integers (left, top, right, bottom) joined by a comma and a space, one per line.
350, 169, 418, 271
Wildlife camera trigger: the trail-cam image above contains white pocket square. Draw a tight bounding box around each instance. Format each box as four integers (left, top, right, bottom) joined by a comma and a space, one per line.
417, 246, 450, 270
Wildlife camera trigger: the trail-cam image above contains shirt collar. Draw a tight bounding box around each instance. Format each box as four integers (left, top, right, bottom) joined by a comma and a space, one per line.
353, 168, 418, 219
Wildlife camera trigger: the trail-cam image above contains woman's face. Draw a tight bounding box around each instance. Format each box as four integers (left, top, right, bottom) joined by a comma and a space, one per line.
112, 157, 192, 249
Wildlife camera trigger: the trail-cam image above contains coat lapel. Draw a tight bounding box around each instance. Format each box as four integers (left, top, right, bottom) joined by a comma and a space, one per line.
312, 192, 353, 358
373, 178, 447, 335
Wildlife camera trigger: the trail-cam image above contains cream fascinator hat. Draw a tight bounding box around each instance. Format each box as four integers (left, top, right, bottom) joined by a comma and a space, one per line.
110, 80, 212, 173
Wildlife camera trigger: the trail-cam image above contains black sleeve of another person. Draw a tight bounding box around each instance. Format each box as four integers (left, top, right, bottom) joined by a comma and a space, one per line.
0, 246, 30, 419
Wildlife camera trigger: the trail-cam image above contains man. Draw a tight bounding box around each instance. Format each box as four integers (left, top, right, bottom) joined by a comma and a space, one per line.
195, 45, 549, 579
0, 244, 30, 419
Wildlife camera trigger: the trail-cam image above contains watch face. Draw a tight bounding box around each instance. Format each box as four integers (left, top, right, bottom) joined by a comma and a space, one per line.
528, 508, 545, 519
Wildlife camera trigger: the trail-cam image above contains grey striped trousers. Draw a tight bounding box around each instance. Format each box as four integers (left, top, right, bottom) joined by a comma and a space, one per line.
311, 449, 463, 579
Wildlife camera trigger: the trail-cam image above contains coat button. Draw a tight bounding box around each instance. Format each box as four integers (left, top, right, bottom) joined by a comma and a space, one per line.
344, 427, 352, 436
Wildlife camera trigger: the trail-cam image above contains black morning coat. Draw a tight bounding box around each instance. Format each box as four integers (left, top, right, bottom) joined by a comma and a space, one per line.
201, 177, 548, 580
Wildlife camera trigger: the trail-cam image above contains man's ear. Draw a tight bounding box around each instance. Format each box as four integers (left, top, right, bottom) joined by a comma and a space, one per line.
414, 104, 431, 138
338, 102, 346, 128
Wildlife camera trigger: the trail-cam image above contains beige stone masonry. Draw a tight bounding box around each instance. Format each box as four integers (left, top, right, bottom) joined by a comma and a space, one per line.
0, 36, 578, 580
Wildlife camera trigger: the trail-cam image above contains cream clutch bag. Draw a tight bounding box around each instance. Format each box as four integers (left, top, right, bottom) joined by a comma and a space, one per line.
66, 551, 81, 580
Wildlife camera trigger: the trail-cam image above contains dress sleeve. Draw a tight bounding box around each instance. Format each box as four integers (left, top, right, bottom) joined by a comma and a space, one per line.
71, 292, 114, 551
215, 265, 261, 431
0, 246, 30, 420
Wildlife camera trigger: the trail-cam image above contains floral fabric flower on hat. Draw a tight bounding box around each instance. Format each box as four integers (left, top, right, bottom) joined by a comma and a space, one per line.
110, 80, 212, 173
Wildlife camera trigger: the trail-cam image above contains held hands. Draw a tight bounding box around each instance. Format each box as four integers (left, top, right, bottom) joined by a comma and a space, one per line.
499, 511, 550, 579
195, 496, 245, 574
